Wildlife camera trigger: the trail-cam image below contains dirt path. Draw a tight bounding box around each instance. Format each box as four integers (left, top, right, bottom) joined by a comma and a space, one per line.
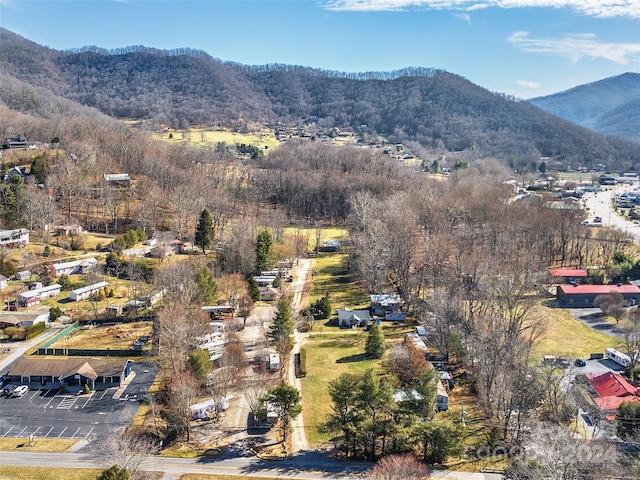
287, 258, 313, 453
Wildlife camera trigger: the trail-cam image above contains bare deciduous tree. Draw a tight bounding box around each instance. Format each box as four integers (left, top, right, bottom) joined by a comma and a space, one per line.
99, 429, 159, 480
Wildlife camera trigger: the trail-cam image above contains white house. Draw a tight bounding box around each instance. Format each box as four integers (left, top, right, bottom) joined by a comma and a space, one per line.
17, 284, 62, 307
0, 275, 7, 290
436, 380, 449, 411
337, 308, 370, 328
69, 281, 109, 301
190, 397, 229, 420
0, 229, 29, 248
53, 258, 97, 277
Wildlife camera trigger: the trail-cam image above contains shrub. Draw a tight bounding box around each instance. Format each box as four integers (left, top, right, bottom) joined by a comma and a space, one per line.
82, 384, 91, 395
58, 274, 72, 290
4, 326, 26, 340
42, 245, 52, 257
26, 322, 46, 338
49, 306, 63, 322
70, 235, 86, 251
97, 465, 130, 480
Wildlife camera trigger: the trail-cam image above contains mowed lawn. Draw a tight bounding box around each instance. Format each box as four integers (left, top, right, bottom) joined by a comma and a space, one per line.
533, 305, 623, 361
301, 332, 380, 446
301, 325, 412, 446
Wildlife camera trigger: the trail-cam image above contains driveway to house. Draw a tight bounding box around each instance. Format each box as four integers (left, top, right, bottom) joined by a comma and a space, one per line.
287, 258, 313, 453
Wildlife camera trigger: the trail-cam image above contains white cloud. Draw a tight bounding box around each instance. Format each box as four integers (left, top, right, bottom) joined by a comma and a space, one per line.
323, 1, 640, 18
454, 12, 472, 23
509, 31, 640, 65
517, 80, 541, 88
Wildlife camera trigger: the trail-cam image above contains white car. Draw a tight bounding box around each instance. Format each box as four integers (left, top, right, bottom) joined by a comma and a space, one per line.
11, 385, 28, 397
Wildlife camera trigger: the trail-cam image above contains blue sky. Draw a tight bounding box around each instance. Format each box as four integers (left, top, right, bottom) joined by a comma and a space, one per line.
1, 0, 638, 98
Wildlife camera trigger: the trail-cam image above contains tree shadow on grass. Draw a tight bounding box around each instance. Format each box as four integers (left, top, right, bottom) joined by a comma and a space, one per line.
336, 353, 369, 364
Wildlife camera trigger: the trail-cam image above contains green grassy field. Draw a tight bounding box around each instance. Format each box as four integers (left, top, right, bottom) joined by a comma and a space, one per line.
533, 305, 623, 361
301, 332, 381, 445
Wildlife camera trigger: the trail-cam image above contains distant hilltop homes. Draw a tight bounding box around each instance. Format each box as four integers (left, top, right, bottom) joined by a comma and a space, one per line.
0, 229, 29, 248
2, 135, 36, 149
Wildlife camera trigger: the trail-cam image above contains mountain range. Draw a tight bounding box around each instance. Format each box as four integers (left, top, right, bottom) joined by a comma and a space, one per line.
530, 73, 640, 143
1, 27, 638, 169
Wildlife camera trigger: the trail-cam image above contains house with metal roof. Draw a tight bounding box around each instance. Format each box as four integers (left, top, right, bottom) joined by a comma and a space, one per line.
69, 281, 109, 301
17, 284, 62, 307
556, 284, 640, 307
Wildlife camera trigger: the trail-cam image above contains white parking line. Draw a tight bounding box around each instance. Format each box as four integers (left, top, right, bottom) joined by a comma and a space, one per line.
81, 395, 93, 409
28, 390, 39, 400
100, 389, 109, 400
83, 427, 94, 439
31, 426, 41, 437
71, 427, 81, 438
44, 395, 55, 409
44, 426, 54, 438
2, 426, 14, 438
17, 426, 28, 437
57, 426, 67, 438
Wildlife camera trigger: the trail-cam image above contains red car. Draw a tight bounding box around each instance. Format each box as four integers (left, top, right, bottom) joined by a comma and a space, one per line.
4, 303, 18, 311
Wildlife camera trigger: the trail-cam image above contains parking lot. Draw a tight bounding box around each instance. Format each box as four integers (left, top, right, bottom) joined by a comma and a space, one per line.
0, 361, 158, 442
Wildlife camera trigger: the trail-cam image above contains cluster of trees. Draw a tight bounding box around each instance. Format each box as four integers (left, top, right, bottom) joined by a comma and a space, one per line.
325, 357, 462, 464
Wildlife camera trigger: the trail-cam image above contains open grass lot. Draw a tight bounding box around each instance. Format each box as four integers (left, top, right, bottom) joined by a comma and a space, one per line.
301, 333, 379, 446
533, 304, 623, 361
153, 128, 279, 150
302, 324, 411, 446
0, 437, 78, 452
50, 321, 153, 350
312, 253, 370, 313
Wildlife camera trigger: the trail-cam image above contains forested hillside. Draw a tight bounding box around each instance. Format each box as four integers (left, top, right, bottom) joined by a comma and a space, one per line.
530, 73, 640, 142
2, 28, 639, 169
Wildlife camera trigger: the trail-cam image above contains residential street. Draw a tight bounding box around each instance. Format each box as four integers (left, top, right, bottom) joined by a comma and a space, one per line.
583, 185, 640, 242
0, 450, 504, 479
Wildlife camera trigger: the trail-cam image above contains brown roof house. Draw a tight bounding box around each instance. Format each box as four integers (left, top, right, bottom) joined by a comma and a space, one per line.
7, 357, 132, 391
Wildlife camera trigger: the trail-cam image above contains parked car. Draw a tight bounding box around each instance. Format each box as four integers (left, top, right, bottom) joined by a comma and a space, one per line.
11, 385, 29, 397
574, 358, 587, 367
1, 384, 16, 397
4, 302, 18, 311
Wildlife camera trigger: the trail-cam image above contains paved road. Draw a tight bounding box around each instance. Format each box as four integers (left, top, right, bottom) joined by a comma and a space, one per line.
0, 450, 503, 479
583, 186, 640, 242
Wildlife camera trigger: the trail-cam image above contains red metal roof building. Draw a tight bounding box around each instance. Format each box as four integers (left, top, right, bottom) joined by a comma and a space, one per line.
548, 268, 588, 282
586, 371, 640, 411
556, 284, 640, 307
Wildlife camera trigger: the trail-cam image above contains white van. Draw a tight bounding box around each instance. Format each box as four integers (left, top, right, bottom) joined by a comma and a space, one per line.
11, 385, 29, 397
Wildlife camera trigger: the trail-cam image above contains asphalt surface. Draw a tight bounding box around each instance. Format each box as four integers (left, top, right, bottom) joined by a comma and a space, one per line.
0, 450, 504, 479
0, 361, 159, 442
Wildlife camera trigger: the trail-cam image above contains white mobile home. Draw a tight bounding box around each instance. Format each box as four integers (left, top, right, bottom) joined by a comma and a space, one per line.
69, 281, 109, 301
17, 284, 62, 307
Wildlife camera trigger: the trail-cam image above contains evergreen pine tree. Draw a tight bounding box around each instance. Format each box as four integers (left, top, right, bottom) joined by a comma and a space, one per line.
255, 229, 273, 273
365, 323, 386, 359
247, 276, 260, 302
194, 208, 214, 253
